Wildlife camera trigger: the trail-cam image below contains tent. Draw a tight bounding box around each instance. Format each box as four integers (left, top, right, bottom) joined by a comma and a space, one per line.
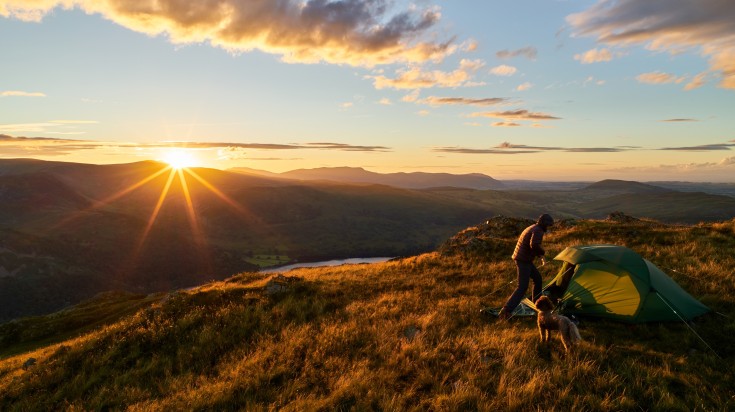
544, 245, 710, 323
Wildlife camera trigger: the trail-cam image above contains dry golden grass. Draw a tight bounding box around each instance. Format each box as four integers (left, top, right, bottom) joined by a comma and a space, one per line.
1, 218, 734, 410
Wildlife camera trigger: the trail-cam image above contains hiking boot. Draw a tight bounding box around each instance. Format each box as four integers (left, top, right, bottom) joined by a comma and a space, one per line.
497, 307, 511, 321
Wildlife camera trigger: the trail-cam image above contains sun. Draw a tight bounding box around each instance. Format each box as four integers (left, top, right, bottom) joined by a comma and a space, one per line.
162, 150, 198, 169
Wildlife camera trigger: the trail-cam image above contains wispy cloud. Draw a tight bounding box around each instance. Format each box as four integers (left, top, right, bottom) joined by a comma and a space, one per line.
636, 71, 686, 85
1, 90, 46, 97
432, 146, 536, 155
0, 134, 102, 156
489, 64, 517, 76
496, 46, 537, 60
417, 96, 510, 107
369, 59, 484, 89
660, 118, 699, 122
660, 142, 735, 151
516, 82, 533, 91
0, 0, 456, 67
432, 141, 634, 154
606, 157, 735, 181
573, 48, 621, 64
0, 120, 97, 133
160, 141, 392, 152
568, 0, 735, 89
468, 110, 561, 121
491, 122, 521, 127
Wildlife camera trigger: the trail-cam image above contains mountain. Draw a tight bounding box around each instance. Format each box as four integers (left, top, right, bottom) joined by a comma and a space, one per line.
582, 179, 671, 193
230, 166, 505, 190
1, 217, 732, 410
0, 159, 491, 321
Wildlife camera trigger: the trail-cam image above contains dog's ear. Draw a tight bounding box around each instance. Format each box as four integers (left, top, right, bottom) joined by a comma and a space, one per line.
535, 296, 552, 310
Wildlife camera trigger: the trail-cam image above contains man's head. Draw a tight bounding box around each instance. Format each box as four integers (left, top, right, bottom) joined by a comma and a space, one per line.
537, 213, 554, 229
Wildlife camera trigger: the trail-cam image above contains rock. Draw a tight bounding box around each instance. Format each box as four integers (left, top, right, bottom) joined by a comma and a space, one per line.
22, 358, 36, 370
264, 274, 303, 295
403, 325, 420, 340
606, 211, 640, 223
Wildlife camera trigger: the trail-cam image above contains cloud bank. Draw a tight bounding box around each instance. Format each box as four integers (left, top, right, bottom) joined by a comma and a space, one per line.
568, 0, 735, 89
0, 0, 454, 67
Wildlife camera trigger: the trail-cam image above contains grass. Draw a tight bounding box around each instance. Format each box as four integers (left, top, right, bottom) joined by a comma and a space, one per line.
1, 218, 734, 410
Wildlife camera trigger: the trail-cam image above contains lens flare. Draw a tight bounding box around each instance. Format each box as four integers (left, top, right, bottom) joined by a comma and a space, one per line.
162, 150, 198, 169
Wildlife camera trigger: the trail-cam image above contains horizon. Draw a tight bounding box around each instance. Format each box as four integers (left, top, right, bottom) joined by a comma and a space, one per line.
5, 156, 735, 185
2, 1, 735, 182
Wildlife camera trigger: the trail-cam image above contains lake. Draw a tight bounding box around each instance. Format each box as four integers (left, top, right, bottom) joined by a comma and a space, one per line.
260, 257, 393, 273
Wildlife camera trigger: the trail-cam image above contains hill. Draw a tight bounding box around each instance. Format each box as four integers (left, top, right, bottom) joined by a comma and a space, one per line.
0, 159, 491, 321
230, 166, 505, 190
582, 179, 670, 193
1, 217, 733, 410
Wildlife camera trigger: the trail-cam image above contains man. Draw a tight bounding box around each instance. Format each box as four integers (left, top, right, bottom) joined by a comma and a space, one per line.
498, 214, 554, 321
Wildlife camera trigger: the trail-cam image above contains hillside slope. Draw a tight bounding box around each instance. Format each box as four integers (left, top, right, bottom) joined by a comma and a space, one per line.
1, 217, 733, 410
231, 166, 505, 190
0, 159, 490, 321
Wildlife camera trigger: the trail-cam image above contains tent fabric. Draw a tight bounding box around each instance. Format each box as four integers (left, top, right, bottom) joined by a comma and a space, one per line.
549, 245, 710, 323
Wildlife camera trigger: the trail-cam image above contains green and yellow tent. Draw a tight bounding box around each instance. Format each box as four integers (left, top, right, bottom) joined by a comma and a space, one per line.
544, 245, 710, 323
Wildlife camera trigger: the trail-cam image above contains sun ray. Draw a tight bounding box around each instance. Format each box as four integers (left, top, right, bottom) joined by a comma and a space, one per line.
50, 164, 173, 231
183, 168, 261, 223
134, 168, 178, 254
177, 168, 214, 274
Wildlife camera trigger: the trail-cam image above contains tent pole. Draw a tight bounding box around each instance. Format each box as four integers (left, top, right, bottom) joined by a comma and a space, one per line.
654, 292, 721, 360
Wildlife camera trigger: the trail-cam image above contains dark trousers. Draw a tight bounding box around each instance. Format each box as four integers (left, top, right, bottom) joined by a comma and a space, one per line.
503, 260, 542, 312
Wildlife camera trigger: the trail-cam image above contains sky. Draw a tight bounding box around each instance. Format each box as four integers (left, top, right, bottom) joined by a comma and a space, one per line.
1, 0, 734, 182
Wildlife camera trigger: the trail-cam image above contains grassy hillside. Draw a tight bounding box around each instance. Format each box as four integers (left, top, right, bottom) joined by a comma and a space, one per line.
1, 217, 734, 410
0, 159, 490, 321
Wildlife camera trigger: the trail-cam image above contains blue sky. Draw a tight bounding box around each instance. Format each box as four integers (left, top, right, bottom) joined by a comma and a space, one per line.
1, 0, 734, 181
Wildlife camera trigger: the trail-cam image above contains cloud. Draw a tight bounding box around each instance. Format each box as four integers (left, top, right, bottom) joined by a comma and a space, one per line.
432, 146, 536, 155
0, 0, 456, 68
660, 118, 699, 122
417, 96, 509, 107
574, 48, 618, 64
378, 98, 392, 105
636, 71, 686, 85
684, 72, 708, 91
50, 120, 99, 124
339, 102, 354, 109
489, 64, 517, 76
161, 141, 392, 152
1, 90, 46, 97
567, 0, 735, 89
431, 141, 633, 155
516, 82, 533, 91
660, 142, 735, 151
606, 157, 735, 181
369, 59, 484, 89
468, 109, 561, 121
491, 122, 521, 127
0, 134, 102, 156
496, 46, 537, 60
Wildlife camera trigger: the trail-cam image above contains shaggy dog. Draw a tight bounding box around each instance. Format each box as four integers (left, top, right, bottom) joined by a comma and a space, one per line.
534, 296, 582, 352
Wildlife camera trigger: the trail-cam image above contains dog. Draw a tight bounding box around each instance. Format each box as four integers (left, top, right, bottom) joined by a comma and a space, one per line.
534, 296, 582, 353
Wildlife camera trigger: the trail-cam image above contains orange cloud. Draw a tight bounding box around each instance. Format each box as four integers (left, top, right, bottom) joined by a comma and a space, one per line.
574, 48, 617, 64
468, 110, 561, 121
1, 90, 46, 97
370, 59, 484, 89
0, 0, 455, 67
636, 71, 685, 85
489, 64, 517, 76
568, 0, 735, 89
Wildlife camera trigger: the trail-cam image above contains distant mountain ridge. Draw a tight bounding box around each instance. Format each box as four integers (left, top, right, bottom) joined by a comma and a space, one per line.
230, 166, 505, 190
582, 179, 671, 193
